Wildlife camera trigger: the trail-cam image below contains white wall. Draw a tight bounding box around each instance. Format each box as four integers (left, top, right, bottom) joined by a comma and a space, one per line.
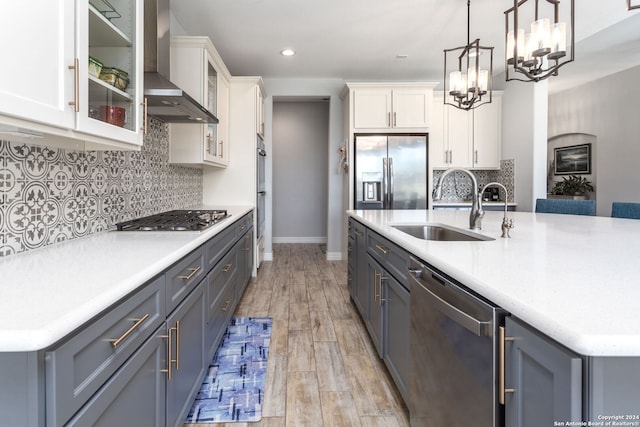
262, 78, 346, 261
548, 65, 640, 216
501, 80, 549, 212
272, 101, 329, 243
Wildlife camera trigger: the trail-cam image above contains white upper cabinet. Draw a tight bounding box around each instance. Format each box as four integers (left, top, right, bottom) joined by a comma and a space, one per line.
431, 91, 502, 170
0, 2, 76, 129
347, 83, 437, 132
472, 95, 502, 169
0, 0, 145, 149
170, 37, 231, 167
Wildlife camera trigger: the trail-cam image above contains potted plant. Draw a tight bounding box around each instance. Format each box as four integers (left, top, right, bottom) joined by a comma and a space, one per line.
551, 175, 595, 199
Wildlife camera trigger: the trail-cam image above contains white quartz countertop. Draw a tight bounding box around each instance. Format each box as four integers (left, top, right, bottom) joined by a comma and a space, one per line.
348, 209, 640, 357
0, 206, 253, 352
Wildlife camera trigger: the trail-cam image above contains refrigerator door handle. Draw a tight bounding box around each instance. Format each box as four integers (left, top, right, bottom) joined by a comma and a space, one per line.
388, 157, 394, 208
382, 157, 388, 209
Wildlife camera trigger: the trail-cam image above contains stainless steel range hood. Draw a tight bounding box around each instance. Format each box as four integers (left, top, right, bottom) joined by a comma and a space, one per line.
143, 0, 218, 123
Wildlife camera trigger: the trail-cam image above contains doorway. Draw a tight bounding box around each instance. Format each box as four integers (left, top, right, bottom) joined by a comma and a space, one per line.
272, 98, 330, 243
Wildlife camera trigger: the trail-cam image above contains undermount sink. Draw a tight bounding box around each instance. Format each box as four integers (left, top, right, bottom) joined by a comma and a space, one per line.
391, 224, 495, 242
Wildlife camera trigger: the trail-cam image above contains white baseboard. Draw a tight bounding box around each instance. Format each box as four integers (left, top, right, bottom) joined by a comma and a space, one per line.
264, 252, 274, 261
326, 252, 343, 261
272, 237, 328, 244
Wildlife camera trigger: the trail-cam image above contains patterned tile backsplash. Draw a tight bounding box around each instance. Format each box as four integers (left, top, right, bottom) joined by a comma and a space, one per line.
433, 159, 516, 203
0, 118, 203, 257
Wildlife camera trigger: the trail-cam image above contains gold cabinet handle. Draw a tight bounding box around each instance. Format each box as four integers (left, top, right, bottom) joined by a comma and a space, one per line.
178, 266, 201, 280
175, 320, 180, 370
378, 274, 386, 306
160, 326, 175, 380
475, 150, 478, 164
375, 244, 389, 255
499, 326, 516, 405
68, 58, 79, 112
374, 271, 380, 302
222, 300, 231, 312
219, 140, 223, 157
393, 112, 397, 127
222, 263, 233, 273
109, 313, 150, 348
141, 98, 148, 134
354, 229, 363, 237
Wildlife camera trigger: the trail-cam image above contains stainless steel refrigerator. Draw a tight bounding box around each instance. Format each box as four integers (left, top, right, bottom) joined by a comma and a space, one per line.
354, 134, 428, 209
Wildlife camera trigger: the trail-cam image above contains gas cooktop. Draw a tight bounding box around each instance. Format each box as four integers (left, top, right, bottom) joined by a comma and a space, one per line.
115, 210, 229, 231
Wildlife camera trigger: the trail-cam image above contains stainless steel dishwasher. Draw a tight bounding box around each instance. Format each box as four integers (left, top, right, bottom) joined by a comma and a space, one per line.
409, 257, 505, 427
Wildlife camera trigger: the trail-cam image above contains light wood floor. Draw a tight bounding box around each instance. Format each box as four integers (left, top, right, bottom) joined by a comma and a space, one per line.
187, 243, 409, 427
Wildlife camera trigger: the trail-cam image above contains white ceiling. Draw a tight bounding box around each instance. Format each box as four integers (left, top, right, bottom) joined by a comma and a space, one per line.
169, 0, 640, 93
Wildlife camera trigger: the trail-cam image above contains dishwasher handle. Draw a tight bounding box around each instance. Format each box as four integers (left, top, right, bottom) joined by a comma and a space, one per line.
412, 270, 492, 336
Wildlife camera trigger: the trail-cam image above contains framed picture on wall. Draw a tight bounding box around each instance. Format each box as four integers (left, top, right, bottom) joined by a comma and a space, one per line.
554, 143, 591, 175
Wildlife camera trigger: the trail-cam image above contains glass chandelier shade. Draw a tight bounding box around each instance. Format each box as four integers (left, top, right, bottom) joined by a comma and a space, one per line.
504, 0, 575, 82
443, 1, 494, 110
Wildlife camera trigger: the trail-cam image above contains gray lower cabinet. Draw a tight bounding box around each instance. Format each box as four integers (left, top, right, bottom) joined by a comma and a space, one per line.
350, 219, 368, 317
365, 254, 384, 356
206, 245, 238, 359
382, 271, 410, 403
365, 253, 410, 403
65, 330, 166, 426
166, 283, 206, 427
45, 275, 166, 426
505, 316, 583, 426
350, 220, 411, 405
237, 227, 254, 298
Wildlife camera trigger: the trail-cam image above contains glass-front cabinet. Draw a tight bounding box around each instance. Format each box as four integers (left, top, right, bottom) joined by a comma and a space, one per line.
205, 62, 223, 162
0, 0, 144, 149
77, 0, 144, 146
169, 36, 230, 167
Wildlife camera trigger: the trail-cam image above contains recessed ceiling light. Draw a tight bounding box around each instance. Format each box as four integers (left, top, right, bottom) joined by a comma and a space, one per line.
281, 49, 295, 56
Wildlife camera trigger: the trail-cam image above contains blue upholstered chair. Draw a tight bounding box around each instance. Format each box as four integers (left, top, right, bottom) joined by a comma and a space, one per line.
611, 202, 640, 219
535, 198, 596, 216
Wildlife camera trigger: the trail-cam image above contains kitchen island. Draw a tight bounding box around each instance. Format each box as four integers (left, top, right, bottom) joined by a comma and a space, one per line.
348, 208, 640, 425
349, 208, 640, 356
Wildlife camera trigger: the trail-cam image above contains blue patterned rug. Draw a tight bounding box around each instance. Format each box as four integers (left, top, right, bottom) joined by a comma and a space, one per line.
185, 317, 272, 423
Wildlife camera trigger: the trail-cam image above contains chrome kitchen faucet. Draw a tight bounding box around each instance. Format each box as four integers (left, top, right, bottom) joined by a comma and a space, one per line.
432, 168, 484, 230
432, 169, 513, 237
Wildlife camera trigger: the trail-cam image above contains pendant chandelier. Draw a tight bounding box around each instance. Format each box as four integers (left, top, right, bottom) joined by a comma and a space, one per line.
504, 0, 574, 82
629, 0, 640, 10
443, 0, 493, 110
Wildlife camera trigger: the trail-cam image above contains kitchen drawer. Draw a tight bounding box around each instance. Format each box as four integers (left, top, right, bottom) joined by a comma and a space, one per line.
64, 330, 166, 427
206, 275, 237, 359
236, 212, 253, 236
367, 230, 410, 287
205, 225, 236, 271
206, 247, 237, 325
167, 245, 205, 313
45, 275, 166, 427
